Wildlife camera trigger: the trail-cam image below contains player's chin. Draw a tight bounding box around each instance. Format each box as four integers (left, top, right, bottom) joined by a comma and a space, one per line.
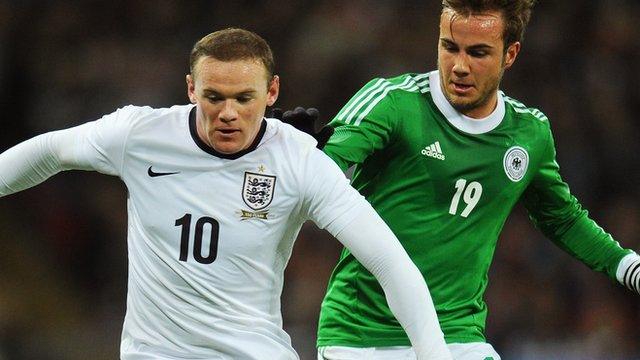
211, 138, 244, 154
447, 95, 477, 112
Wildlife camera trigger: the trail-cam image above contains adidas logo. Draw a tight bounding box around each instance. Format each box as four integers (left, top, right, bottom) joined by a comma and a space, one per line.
421, 141, 445, 160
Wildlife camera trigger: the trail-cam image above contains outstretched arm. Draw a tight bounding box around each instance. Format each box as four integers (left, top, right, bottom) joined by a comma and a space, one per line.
333, 203, 451, 360
0, 127, 89, 196
0, 106, 135, 197
523, 125, 634, 286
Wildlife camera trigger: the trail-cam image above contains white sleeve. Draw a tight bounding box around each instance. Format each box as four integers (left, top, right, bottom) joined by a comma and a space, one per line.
0, 126, 86, 196
299, 148, 451, 359
300, 148, 368, 232
0, 106, 135, 197
334, 203, 452, 360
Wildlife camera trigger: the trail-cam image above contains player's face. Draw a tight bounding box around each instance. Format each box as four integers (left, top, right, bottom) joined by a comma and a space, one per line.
437, 9, 520, 118
187, 56, 279, 154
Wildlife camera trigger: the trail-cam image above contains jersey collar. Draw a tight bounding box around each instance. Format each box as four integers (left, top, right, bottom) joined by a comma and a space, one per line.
188, 106, 267, 160
429, 70, 505, 134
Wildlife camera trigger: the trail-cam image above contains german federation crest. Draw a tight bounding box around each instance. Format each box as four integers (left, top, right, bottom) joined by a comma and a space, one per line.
241, 172, 276, 220
503, 146, 529, 182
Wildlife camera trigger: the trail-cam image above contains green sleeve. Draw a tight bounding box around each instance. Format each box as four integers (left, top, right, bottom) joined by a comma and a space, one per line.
522, 125, 630, 280
323, 78, 398, 171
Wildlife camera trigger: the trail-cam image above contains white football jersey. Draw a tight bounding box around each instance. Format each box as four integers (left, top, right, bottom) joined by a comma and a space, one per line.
68, 104, 366, 359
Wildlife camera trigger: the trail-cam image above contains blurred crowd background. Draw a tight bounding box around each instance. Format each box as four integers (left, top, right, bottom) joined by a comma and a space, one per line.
0, 1, 639, 359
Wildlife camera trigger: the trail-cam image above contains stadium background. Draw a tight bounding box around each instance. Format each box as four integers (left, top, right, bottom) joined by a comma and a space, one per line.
0, 1, 639, 359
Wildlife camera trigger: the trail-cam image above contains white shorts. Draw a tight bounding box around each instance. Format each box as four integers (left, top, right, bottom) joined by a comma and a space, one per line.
317, 342, 501, 360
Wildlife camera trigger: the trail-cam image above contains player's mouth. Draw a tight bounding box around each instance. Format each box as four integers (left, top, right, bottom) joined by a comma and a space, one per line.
451, 81, 474, 95
216, 128, 240, 136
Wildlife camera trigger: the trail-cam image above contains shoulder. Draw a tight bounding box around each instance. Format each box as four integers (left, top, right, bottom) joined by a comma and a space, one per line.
115, 104, 192, 122
502, 93, 552, 132
263, 118, 339, 185
500, 93, 555, 155
335, 73, 430, 125
264, 117, 317, 152
358, 72, 431, 97
502, 93, 549, 123
102, 104, 192, 132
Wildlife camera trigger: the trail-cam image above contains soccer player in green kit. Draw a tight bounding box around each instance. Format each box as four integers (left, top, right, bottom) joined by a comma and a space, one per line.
304, 0, 640, 359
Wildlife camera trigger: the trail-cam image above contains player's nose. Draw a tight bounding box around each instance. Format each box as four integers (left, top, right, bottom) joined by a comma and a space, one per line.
452, 54, 470, 76
218, 100, 238, 122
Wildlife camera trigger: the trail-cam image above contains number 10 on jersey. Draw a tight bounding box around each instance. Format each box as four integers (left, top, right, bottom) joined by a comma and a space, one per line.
448, 179, 482, 218
175, 213, 220, 264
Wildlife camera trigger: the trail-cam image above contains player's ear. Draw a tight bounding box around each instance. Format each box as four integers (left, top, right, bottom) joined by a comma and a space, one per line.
186, 74, 197, 104
266, 75, 279, 107
503, 41, 521, 70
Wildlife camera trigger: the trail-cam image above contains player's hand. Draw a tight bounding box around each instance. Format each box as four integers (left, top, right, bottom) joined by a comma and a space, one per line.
268, 107, 334, 149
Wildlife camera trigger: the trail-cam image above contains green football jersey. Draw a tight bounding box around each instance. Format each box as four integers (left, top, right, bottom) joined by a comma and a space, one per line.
317, 71, 630, 346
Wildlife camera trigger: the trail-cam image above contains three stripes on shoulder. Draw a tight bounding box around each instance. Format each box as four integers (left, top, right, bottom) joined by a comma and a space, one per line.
503, 93, 548, 121
336, 74, 430, 126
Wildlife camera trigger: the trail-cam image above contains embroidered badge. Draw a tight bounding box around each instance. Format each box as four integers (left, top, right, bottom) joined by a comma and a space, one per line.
240, 172, 276, 220
503, 146, 529, 182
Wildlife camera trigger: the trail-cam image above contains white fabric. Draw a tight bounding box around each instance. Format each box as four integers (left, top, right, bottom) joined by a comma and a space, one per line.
429, 70, 505, 134
0, 128, 83, 196
0, 104, 447, 359
318, 346, 416, 359
447, 343, 501, 360
318, 342, 499, 360
333, 206, 451, 360
616, 252, 640, 291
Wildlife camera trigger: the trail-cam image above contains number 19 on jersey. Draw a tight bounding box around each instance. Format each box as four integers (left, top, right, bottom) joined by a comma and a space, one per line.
448, 179, 482, 218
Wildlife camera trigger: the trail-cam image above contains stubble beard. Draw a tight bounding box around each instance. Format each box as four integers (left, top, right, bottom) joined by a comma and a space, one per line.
440, 65, 506, 117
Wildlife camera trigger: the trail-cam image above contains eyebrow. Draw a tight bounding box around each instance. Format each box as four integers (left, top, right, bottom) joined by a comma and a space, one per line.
202, 89, 257, 97
440, 38, 494, 51
467, 44, 494, 51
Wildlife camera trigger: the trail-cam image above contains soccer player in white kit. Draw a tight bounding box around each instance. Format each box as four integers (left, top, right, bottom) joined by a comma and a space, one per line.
0, 28, 452, 359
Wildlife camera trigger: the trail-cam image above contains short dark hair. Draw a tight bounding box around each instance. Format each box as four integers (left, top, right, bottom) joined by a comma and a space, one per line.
189, 28, 274, 81
442, 0, 536, 46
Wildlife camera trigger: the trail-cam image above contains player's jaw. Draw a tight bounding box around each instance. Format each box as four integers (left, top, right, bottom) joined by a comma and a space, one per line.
200, 112, 262, 154
441, 70, 502, 117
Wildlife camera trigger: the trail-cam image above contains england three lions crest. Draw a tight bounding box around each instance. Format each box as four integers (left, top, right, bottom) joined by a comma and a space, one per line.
241, 172, 276, 220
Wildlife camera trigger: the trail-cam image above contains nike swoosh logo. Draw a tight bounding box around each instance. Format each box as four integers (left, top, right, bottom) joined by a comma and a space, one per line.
147, 166, 180, 177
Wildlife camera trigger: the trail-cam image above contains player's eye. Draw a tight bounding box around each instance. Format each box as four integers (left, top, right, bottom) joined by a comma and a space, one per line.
441, 42, 458, 53
207, 96, 223, 103
469, 50, 488, 58
236, 96, 252, 104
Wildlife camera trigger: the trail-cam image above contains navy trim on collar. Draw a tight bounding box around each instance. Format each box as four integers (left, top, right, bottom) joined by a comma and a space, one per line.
188, 107, 267, 160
